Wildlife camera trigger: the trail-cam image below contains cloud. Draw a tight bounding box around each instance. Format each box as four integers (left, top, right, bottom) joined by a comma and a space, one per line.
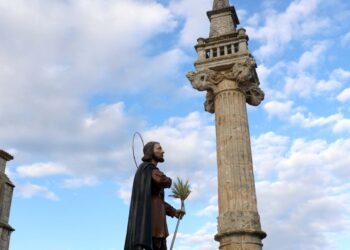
333, 119, 350, 134
252, 132, 350, 249
142, 112, 217, 204
337, 88, 350, 102
286, 111, 350, 134
290, 112, 343, 128
341, 31, 350, 46
143, 112, 216, 173
16, 183, 59, 201
116, 111, 217, 204
196, 195, 218, 216
174, 222, 218, 250
284, 67, 349, 97
169, 0, 211, 46
284, 74, 317, 97
252, 132, 290, 179
62, 176, 98, 189
117, 176, 134, 205
246, 0, 330, 58
316, 68, 350, 92
292, 42, 328, 72
0, 0, 180, 161
16, 162, 70, 178
263, 100, 293, 118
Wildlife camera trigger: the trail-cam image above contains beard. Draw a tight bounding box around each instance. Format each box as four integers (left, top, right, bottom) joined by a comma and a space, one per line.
153, 154, 165, 163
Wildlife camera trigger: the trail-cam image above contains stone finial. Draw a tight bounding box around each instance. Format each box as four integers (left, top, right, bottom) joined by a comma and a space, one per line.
212, 0, 230, 10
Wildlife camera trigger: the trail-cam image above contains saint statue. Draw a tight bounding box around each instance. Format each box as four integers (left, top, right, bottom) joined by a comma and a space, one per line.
124, 141, 185, 250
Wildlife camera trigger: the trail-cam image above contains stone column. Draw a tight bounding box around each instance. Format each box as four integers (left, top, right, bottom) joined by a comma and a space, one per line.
187, 59, 266, 250
0, 150, 15, 250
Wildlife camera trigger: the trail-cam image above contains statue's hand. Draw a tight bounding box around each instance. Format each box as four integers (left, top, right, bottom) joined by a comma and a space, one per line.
175, 209, 186, 220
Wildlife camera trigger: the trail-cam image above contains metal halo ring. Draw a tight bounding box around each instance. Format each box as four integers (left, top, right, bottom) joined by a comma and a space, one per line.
132, 132, 145, 168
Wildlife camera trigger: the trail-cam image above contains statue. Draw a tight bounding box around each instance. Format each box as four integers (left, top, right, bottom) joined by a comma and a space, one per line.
124, 141, 185, 250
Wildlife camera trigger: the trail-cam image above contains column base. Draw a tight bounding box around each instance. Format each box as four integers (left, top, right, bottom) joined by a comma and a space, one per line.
215, 230, 267, 250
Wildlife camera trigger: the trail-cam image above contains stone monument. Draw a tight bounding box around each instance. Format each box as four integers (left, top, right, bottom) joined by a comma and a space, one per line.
187, 0, 266, 249
0, 150, 15, 250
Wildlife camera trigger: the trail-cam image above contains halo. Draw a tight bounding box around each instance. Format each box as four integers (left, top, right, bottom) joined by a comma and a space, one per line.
132, 132, 145, 168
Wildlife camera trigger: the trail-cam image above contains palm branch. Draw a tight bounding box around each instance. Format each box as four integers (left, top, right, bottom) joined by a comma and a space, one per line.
170, 177, 191, 202
169, 177, 191, 250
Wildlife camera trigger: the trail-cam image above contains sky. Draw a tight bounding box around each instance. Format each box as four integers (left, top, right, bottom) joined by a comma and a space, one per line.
1, 0, 350, 249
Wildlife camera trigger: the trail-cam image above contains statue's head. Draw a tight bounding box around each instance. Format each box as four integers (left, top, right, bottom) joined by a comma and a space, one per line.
142, 141, 165, 163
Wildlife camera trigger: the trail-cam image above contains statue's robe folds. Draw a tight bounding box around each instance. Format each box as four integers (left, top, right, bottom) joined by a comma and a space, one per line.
124, 162, 156, 250
125, 162, 177, 250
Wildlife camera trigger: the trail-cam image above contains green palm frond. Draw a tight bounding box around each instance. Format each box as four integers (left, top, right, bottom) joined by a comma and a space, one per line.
170, 177, 191, 201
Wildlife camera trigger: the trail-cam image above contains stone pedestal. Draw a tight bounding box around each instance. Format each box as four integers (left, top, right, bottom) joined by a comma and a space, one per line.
0, 150, 15, 250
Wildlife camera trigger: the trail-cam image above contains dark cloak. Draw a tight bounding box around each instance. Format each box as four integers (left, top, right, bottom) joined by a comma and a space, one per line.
124, 162, 156, 250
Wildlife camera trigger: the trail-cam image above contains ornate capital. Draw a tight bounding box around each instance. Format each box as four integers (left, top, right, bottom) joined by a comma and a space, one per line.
187, 60, 265, 113
186, 69, 221, 113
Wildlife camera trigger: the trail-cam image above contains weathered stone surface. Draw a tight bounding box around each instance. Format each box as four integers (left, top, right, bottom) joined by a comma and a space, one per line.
187, 59, 264, 113
187, 1, 266, 249
0, 150, 15, 250
213, 0, 230, 10
208, 1, 239, 37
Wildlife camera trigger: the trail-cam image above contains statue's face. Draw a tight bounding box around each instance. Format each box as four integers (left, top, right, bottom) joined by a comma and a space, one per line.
153, 143, 165, 163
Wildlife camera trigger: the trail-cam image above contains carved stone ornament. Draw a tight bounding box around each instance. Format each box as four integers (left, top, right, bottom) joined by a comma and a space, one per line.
186, 60, 265, 113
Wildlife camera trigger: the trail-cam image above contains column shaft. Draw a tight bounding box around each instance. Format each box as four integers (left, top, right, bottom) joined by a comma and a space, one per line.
213, 80, 265, 250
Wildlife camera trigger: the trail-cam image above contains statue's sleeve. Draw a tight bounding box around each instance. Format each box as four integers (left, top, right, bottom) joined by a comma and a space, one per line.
164, 202, 177, 218
152, 169, 172, 188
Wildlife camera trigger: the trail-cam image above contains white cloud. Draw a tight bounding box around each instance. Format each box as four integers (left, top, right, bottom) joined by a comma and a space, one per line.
196, 195, 218, 216
246, 0, 330, 58
337, 87, 350, 102
316, 79, 342, 92
293, 42, 327, 72
252, 132, 350, 249
16, 183, 59, 201
284, 67, 349, 97
62, 176, 98, 189
169, 0, 211, 46
117, 176, 134, 205
290, 112, 343, 128
117, 111, 217, 204
252, 132, 290, 179
0, 0, 181, 175
16, 162, 70, 178
174, 222, 218, 250
316, 68, 350, 92
284, 74, 317, 97
331, 68, 350, 80
143, 112, 216, 173
263, 100, 293, 118
333, 119, 350, 133
341, 31, 350, 46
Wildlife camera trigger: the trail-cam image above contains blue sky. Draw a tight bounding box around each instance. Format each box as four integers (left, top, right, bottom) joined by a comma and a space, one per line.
1, 0, 350, 249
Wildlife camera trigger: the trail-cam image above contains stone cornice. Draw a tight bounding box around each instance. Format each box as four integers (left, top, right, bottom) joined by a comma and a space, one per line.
0, 150, 13, 161
0, 174, 15, 187
0, 220, 15, 232
207, 6, 240, 25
